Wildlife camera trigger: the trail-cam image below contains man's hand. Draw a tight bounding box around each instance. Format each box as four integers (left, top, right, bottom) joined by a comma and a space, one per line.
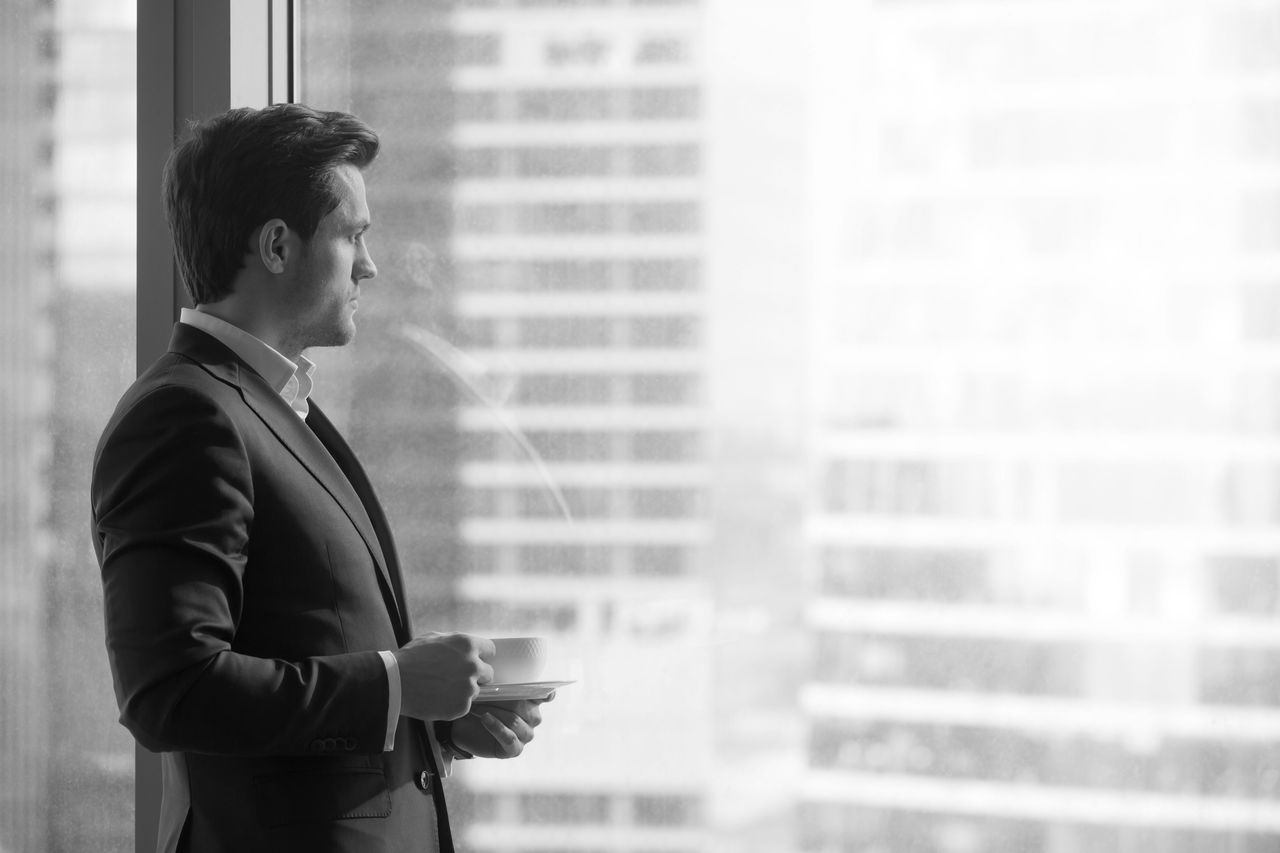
450, 695, 553, 759
393, 632, 495, 721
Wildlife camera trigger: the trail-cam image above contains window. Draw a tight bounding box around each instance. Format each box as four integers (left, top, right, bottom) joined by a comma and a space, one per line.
629, 143, 700, 176
280, 2, 1280, 852
517, 88, 615, 121
2, 3, 136, 850
518, 316, 613, 348
514, 145, 616, 177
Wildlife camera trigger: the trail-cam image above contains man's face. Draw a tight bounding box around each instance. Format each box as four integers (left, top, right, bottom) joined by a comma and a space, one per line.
283, 163, 376, 352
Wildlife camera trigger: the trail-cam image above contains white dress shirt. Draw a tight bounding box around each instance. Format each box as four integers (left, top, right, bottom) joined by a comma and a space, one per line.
179, 308, 401, 752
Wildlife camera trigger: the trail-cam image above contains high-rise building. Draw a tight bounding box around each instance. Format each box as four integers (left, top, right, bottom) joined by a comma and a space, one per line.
303, 1, 823, 849
803, 2, 1280, 850
47, 0, 137, 850
1, 1, 136, 851
0, 1, 56, 846
430, 4, 717, 849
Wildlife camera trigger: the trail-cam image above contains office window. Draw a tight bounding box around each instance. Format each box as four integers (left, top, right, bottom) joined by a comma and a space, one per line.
629, 143, 700, 176
514, 373, 615, 404
299, 1, 1280, 851
518, 316, 613, 347
629, 257, 698, 290
629, 315, 697, 348
629, 373, 698, 405
632, 794, 700, 826
626, 201, 699, 233
631, 429, 699, 461
632, 545, 688, 576
628, 86, 699, 120
517, 88, 616, 121
515, 145, 615, 177
520, 793, 612, 824
518, 202, 613, 233
1, 3, 136, 851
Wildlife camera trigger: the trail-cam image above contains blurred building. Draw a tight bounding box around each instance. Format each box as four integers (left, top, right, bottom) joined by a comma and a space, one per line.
1, 1, 136, 851
803, 2, 1280, 851
46, 0, 137, 851
0, 0, 56, 848
424, 3, 718, 849
305, 0, 723, 850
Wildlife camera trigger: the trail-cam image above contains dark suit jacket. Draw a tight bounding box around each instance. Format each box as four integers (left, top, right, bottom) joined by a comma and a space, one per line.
91, 323, 450, 852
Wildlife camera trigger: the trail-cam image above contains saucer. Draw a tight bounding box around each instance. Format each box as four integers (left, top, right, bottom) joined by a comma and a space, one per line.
475, 680, 574, 702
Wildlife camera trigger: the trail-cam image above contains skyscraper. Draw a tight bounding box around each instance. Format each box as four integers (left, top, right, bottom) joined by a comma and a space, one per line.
804, 1, 1280, 850
0, 2, 55, 845
304, 1, 718, 848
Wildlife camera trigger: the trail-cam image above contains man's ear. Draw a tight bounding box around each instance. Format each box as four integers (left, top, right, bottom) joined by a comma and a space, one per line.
257, 219, 292, 274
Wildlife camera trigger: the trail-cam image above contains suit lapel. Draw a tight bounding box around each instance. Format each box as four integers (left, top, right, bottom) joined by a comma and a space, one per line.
306, 402, 414, 641
168, 324, 408, 638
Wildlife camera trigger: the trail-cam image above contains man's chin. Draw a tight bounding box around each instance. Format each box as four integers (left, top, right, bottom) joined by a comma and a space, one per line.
307, 324, 357, 351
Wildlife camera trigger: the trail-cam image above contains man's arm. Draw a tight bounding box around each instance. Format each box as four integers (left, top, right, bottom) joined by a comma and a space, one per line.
92, 383, 390, 756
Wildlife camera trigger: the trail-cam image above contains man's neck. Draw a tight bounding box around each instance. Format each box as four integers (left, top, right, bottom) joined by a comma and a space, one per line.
193, 302, 299, 360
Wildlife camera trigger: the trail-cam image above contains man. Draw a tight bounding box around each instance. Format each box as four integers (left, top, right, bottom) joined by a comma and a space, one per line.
90, 104, 548, 852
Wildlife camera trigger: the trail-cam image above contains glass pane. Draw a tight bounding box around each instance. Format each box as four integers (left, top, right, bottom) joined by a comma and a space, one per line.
300, 0, 1280, 850
0, 1, 137, 850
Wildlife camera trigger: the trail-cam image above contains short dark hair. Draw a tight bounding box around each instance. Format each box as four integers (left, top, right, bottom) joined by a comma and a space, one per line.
162, 103, 380, 305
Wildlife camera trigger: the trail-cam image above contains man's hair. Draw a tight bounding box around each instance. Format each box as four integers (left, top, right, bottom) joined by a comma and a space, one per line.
162, 103, 380, 305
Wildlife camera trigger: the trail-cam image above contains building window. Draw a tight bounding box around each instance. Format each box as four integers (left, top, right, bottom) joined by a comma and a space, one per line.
517, 89, 616, 122
630, 258, 699, 291
631, 487, 702, 519
631, 430, 699, 461
633, 794, 701, 826
630, 143, 700, 176
626, 201, 700, 233
519, 793, 612, 824
515, 145, 616, 177
629, 373, 698, 405
517, 544, 612, 576
517, 316, 613, 348
515, 374, 615, 405
635, 36, 689, 65
629, 86, 699, 120
633, 545, 688, 576
629, 315, 698, 348
821, 547, 992, 603
518, 202, 613, 234
527, 430, 617, 462
1207, 555, 1280, 615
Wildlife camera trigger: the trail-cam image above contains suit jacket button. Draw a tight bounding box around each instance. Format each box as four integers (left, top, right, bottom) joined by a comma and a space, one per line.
416, 770, 432, 791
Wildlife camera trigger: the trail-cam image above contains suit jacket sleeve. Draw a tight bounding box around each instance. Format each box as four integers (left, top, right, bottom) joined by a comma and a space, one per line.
92, 382, 390, 756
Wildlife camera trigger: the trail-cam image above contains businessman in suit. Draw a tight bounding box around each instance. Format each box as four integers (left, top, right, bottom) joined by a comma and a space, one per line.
90, 104, 548, 852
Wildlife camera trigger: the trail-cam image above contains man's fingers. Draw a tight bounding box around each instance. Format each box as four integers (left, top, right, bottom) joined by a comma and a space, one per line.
477, 660, 495, 685
479, 712, 525, 756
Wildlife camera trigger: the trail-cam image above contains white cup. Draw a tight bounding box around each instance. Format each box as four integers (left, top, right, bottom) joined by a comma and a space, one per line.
489, 636, 548, 684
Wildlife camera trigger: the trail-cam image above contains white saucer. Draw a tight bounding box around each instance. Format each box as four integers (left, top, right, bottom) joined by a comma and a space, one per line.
475, 680, 574, 702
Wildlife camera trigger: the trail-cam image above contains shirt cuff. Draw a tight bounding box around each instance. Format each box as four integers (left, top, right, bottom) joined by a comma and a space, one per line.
377, 650, 401, 752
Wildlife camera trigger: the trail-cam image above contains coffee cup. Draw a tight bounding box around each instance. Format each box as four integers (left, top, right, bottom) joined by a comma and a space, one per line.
489, 636, 548, 684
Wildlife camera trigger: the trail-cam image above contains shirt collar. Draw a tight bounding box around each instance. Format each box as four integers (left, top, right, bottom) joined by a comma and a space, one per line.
179, 307, 315, 419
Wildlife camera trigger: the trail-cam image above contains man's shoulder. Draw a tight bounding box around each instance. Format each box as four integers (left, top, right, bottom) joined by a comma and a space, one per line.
101, 351, 245, 440
125, 350, 238, 406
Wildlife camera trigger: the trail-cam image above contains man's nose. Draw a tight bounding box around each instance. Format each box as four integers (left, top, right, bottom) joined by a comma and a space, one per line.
356, 245, 377, 282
